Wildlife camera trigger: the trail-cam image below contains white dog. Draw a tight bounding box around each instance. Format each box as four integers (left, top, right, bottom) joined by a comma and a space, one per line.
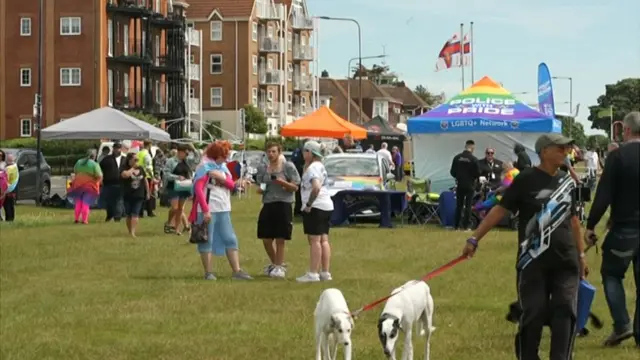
314, 288, 354, 360
377, 280, 435, 360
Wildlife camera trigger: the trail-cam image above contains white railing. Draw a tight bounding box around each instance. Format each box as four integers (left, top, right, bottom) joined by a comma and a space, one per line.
189, 98, 200, 114
293, 75, 313, 91
255, 0, 285, 20
293, 45, 313, 60
259, 37, 284, 52
188, 64, 200, 80
291, 15, 313, 29
259, 68, 283, 85
187, 28, 200, 47
293, 105, 312, 118
259, 101, 284, 117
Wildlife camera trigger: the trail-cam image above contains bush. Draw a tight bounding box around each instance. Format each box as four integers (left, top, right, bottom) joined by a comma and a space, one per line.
0, 138, 100, 156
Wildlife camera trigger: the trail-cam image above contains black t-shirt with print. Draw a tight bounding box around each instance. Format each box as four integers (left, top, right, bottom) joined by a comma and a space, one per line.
121, 166, 147, 199
499, 167, 578, 266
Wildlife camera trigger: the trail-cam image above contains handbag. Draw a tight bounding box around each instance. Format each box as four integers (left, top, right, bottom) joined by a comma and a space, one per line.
189, 178, 212, 244
173, 179, 193, 193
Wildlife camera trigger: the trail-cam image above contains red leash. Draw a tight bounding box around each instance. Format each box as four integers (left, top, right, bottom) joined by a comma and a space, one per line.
350, 255, 468, 317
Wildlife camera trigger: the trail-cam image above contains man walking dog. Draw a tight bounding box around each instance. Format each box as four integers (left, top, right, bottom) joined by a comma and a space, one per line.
585, 111, 640, 348
462, 133, 588, 360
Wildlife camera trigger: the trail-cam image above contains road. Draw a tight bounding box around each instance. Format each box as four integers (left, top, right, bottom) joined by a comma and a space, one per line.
17, 176, 68, 205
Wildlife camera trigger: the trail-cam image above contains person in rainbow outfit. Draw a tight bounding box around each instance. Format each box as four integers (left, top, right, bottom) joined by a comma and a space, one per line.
473, 161, 519, 213
67, 149, 103, 224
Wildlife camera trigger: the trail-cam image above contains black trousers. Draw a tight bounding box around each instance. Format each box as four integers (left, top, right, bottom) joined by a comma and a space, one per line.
515, 255, 579, 360
294, 188, 302, 216
139, 179, 156, 217
102, 184, 123, 221
3, 193, 16, 221
454, 187, 474, 229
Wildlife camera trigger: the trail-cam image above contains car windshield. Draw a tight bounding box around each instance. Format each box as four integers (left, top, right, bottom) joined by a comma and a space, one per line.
324, 157, 379, 177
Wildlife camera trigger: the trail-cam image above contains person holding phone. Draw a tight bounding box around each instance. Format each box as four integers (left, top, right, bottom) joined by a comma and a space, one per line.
256, 142, 301, 278
120, 153, 150, 237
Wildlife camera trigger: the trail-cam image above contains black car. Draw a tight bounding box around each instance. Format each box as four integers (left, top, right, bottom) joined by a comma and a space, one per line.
1, 148, 52, 201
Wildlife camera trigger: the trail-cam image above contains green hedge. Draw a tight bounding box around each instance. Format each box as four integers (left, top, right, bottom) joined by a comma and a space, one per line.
0, 138, 100, 156
234, 137, 301, 151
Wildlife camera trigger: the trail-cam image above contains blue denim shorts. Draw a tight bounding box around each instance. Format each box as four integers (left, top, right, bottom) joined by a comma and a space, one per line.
167, 190, 191, 201
196, 211, 239, 256
123, 198, 144, 217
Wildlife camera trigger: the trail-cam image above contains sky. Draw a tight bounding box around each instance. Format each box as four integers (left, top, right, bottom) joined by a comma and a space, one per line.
306, 0, 640, 135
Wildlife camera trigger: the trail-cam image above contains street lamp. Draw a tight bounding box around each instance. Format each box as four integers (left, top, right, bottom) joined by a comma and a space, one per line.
552, 76, 573, 129
317, 16, 363, 124
34, 0, 44, 206
347, 54, 386, 122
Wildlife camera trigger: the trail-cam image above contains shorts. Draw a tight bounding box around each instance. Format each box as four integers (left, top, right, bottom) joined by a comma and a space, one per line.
196, 211, 239, 256
167, 190, 191, 201
302, 208, 333, 236
257, 201, 293, 240
123, 198, 144, 217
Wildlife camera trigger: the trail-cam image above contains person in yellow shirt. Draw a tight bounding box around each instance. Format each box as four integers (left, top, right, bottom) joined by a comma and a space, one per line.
3, 154, 20, 221
136, 141, 155, 217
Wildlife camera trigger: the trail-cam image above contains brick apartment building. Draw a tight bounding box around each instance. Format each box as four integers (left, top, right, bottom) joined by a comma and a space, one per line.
0, 0, 191, 141
186, 0, 316, 138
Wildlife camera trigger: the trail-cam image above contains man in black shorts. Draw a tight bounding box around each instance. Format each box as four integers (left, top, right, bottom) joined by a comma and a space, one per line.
462, 133, 588, 360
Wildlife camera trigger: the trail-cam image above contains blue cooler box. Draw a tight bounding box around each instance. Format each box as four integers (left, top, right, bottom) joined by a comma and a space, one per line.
576, 280, 596, 332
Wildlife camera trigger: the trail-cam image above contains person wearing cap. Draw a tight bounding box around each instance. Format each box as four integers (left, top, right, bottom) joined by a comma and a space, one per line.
99, 142, 124, 222
585, 111, 640, 348
450, 139, 481, 230
461, 133, 588, 360
296, 140, 334, 283
478, 147, 503, 187
513, 143, 532, 171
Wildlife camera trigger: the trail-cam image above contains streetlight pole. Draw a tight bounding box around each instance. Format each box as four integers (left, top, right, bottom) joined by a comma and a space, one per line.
318, 16, 362, 124
34, 0, 44, 206
347, 54, 386, 122
552, 76, 573, 133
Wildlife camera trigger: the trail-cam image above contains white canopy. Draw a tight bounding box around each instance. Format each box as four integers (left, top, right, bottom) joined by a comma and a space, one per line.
41, 107, 171, 142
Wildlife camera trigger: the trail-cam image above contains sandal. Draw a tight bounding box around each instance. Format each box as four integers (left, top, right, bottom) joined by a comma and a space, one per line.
164, 223, 175, 234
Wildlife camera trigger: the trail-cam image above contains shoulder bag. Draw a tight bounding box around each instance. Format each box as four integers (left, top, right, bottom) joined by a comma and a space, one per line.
189, 177, 213, 244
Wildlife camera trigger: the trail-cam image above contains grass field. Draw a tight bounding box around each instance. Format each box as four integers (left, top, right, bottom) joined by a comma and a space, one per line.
0, 197, 637, 360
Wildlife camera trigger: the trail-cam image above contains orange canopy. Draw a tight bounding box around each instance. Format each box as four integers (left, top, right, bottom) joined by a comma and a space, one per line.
280, 106, 368, 139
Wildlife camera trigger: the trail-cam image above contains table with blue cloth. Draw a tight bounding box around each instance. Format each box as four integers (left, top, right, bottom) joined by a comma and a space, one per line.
330, 190, 407, 228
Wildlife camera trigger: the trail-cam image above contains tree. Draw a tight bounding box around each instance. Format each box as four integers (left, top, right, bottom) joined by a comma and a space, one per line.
203, 121, 223, 140
321, 70, 329, 78
414, 85, 446, 108
587, 78, 640, 138
556, 114, 587, 147
125, 111, 160, 126
243, 104, 268, 134
586, 134, 609, 150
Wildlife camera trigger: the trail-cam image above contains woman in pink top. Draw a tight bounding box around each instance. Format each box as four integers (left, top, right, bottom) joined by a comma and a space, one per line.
189, 141, 252, 280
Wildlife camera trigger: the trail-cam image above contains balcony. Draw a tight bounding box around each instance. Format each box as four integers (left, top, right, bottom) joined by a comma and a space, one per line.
108, 49, 152, 66
291, 15, 314, 30
293, 105, 312, 118
188, 98, 200, 114
293, 75, 313, 91
259, 101, 284, 118
106, 0, 153, 17
293, 45, 313, 61
187, 64, 200, 81
151, 55, 182, 73
259, 37, 284, 53
255, 0, 285, 21
187, 28, 201, 47
153, 102, 169, 114
259, 68, 283, 86
149, 11, 183, 28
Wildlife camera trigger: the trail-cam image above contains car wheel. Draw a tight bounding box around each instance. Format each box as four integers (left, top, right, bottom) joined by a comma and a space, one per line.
39, 181, 51, 202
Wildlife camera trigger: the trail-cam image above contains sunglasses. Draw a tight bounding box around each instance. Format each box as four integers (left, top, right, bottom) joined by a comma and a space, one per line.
486, 152, 494, 155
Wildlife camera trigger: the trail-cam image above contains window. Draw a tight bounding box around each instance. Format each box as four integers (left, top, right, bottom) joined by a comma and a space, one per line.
107, 19, 113, 56
251, 22, 258, 42
267, 90, 273, 102
287, 32, 292, 50
123, 25, 129, 55
155, 80, 161, 104
287, 63, 293, 81
301, 36, 306, 46
252, 55, 258, 74
210, 87, 222, 107
301, 96, 306, 108
190, 54, 195, 64
190, 87, 195, 98
123, 73, 129, 99
210, 54, 222, 74
60, 68, 81, 86
20, 68, 31, 87
20, 119, 32, 137
60, 17, 81, 35
107, 69, 113, 106
20, 17, 31, 36
267, 58, 273, 70
210, 21, 222, 41
287, 94, 292, 111
155, 0, 161, 12
267, 26, 273, 38
373, 100, 388, 119
252, 88, 258, 105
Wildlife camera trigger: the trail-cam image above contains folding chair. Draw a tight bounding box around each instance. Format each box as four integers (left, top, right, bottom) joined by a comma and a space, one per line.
402, 178, 441, 225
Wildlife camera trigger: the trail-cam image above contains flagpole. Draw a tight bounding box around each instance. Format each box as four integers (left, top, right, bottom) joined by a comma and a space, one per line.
460, 23, 465, 90
470, 21, 474, 83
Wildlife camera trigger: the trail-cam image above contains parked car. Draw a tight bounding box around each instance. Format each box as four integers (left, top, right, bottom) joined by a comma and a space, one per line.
323, 153, 396, 217
230, 150, 266, 180
1, 148, 52, 201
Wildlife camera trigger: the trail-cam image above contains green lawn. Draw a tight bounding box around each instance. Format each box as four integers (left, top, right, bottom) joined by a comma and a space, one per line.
0, 198, 637, 360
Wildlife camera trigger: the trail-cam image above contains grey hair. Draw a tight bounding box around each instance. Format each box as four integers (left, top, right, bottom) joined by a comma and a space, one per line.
623, 111, 640, 135
87, 149, 97, 160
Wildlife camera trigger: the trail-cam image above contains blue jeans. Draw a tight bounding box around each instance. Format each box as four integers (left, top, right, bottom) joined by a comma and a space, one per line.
600, 225, 640, 343
196, 211, 238, 256
102, 184, 123, 220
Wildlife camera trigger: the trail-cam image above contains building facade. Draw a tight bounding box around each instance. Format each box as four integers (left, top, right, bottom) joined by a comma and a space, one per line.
0, 0, 189, 140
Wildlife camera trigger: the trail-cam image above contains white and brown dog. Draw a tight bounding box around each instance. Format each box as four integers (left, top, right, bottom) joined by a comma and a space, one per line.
314, 288, 354, 360
378, 280, 435, 360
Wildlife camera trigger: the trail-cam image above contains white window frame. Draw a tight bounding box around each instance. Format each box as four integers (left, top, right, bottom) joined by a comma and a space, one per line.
267, 26, 273, 38
20, 118, 32, 137
252, 55, 258, 75
190, 87, 195, 98
190, 54, 195, 64
252, 88, 258, 105
123, 73, 129, 99
20, 68, 31, 87
155, 0, 161, 12
123, 25, 129, 56
60, 17, 81, 36
287, 63, 293, 81
210, 54, 223, 74
60, 68, 81, 86
210, 21, 222, 41
267, 90, 274, 103
287, 94, 292, 111
301, 35, 306, 46
301, 96, 306, 106
287, 31, 292, 50
20, 17, 31, 36
107, 19, 113, 56
210, 87, 222, 107
107, 69, 113, 106
267, 58, 273, 70
251, 23, 258, 42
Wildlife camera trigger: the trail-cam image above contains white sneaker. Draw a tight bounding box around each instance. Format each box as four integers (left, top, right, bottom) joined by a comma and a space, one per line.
296, 272, 320, 283
263, 264, 275, 276
320, 271, 332, 281
270, 266, 286, 278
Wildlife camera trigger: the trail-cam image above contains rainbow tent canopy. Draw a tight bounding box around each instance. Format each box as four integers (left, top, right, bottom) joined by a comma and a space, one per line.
407, 76, 561, 134
280, 105, 367, 139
